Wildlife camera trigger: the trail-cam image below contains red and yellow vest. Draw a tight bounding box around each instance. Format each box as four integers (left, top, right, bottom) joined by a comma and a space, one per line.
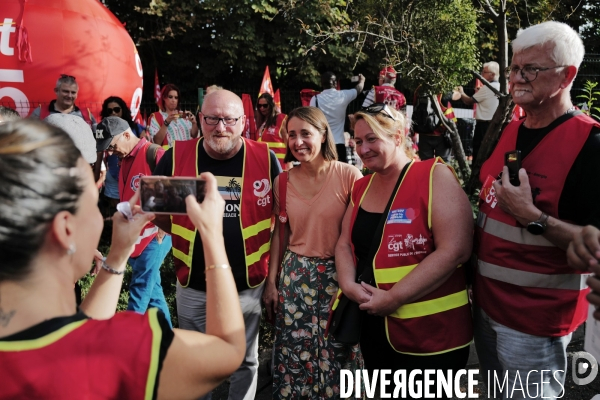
349, 158, 472, 354
374, 86, 406, 111
0, 309, 164, 400
475, 114, 597, 336
119, 139, 159, 258
258, 113, 287, 169
170, 138, 273, 288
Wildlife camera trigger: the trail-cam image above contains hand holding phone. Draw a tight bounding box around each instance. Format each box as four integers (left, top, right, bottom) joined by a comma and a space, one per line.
504, 150, 522, 186
140, 176, 206, 215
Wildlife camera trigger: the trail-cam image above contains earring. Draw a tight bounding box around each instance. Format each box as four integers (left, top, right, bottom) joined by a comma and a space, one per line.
66, 244, 76, 256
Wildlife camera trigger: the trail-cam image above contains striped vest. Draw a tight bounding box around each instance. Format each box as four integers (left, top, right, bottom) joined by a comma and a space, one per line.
170, 138, 272, 287
475, 114, 597, 336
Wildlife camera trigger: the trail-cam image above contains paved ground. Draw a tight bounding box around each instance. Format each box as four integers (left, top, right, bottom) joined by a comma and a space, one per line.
209, 325, 599, 399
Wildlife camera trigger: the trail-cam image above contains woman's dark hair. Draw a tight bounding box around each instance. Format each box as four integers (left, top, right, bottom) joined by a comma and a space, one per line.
0, 120, 84, 281
284, 107, 338, 163
158, 84, 180, 112
255, 93, 278, 132
100, 96, 137, 131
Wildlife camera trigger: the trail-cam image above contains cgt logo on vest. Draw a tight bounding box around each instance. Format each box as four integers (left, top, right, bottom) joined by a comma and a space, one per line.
480, 175, 498, 209
253, 179, 271, 207
130, 173, 145, 192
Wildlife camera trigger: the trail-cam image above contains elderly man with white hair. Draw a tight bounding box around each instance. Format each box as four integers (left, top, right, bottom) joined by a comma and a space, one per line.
457, 61, 500, 160
473, 21, 600, 399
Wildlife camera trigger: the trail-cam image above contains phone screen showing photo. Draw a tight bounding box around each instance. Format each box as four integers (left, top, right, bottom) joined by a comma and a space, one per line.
140, 177, 206, 215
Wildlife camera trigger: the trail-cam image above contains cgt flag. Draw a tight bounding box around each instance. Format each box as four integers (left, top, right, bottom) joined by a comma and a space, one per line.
154, 69, 161, 105
259, 66, 274, 98
273, 89, 281, 113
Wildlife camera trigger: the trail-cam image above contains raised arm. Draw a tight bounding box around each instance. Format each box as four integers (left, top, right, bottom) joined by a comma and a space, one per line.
157, 172, 245, 400
80, 190, 155, 319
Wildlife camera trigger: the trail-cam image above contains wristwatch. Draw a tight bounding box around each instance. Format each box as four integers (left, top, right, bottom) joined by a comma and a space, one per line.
526, 212, 549, 235
164, 120, 170, 127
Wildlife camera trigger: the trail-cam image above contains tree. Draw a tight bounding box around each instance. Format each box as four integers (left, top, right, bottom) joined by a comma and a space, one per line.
300, 0, 480, 177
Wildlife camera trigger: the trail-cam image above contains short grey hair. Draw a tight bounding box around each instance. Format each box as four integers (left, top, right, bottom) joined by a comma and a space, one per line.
483, 61, 499, 79
512, 21, 585, 69
55, 75, 78, 90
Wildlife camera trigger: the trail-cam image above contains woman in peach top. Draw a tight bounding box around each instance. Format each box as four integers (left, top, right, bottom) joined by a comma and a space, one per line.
262, 107, 363, 399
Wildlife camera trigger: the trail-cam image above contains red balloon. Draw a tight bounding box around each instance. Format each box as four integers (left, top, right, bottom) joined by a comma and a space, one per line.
0, 0, 143, 120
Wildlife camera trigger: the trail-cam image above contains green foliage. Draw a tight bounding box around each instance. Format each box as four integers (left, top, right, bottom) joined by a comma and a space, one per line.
577, 80, 600, 120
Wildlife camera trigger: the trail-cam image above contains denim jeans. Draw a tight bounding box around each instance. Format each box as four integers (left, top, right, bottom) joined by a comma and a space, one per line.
176, 282, 264, 400
127, 235, 172, 327
474, 306, 571, 399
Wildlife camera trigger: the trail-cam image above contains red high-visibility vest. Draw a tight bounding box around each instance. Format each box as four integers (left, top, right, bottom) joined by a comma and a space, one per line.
475, 114, 598, 336
258, 113, 287, 169
0, 309, 165, 400
374, 86, 406, 110
348, 158, 472, 354
170, 138, 273, 288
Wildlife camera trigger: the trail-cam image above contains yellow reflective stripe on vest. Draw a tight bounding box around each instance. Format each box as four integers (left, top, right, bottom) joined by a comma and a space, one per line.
478, 259, 590, 290
266, 142, 287, 149
172, 247, 192, 267
171, 223, 195, 267
162, 144, 169, 150
246, 242, 271, 267
172, 223, 195, 242
477, 211, 554, 247
374, 264, 418, 284
242, 218, 271, 239
390, 290, 468, 319
275, 153, 285, 159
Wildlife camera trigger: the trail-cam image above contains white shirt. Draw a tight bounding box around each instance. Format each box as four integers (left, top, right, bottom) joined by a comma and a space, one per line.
473, 81, 500, 121
310, 88, 357, 144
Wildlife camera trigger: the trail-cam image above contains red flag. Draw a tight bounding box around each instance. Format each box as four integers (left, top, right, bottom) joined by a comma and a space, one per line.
259, 66, 274, 97
242, 94, 257, 140
154, 69, 161, 105
274, 89, 281, 113
142, 111, 148, 128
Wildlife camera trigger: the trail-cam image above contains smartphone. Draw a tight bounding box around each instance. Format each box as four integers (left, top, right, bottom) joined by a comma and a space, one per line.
351, 76, 359, 82
140, 176, 206, 215
504, 150, 522, 186
179, 111, 188, 118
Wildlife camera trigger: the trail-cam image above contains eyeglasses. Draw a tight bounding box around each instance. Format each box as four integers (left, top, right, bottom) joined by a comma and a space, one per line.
60, 74, 76, 80
107, 107, 121, 114
107, 134, 122, 152
203, 116, 241, 126
257, 104, 269, 109
504, 65, 567, 82
361, 103, 396, 121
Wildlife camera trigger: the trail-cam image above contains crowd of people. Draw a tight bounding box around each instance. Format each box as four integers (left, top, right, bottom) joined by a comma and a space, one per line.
1, 19, 600, 400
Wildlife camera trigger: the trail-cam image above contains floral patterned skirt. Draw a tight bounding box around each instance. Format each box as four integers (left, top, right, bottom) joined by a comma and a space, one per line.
272, 250, 363, 399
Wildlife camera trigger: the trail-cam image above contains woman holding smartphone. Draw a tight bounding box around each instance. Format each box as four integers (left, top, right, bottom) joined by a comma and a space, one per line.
0, 119, 244, 400
148, 83, 199, 148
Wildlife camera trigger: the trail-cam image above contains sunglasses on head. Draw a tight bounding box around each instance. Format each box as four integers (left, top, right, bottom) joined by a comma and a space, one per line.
107, 107, 121, 114
361, 103, 396, 121
257, 104, 269, 109
60, 74, 76, 80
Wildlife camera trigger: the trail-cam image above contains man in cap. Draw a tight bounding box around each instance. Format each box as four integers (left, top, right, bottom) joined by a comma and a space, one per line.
95, 116, 172, 326
362, 66, 406, 111
310, 71, 365, 163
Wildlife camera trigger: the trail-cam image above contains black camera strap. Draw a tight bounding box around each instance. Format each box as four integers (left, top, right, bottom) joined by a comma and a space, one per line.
356, 160, 412, 285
